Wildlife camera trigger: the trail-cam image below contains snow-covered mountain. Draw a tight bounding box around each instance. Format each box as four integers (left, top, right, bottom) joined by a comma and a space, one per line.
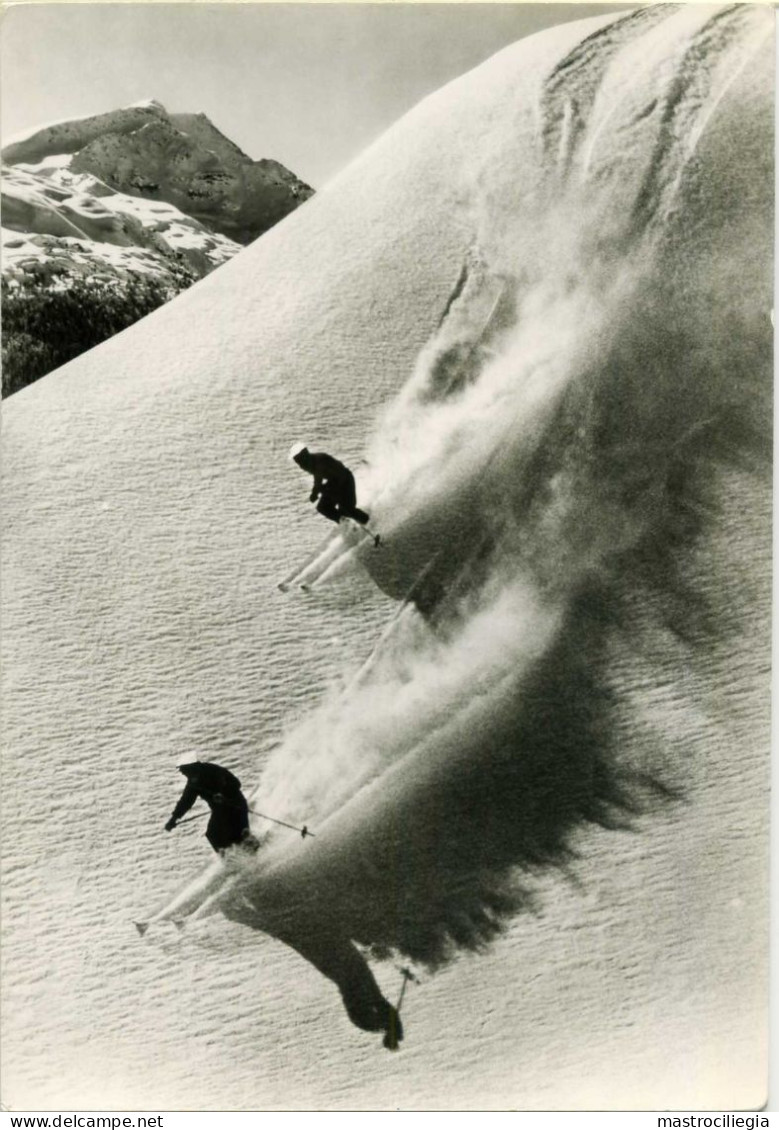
2, 99, 313, 248
1, 6, 772, 1112
2, 161, 240, 286
1, 100, 314, 393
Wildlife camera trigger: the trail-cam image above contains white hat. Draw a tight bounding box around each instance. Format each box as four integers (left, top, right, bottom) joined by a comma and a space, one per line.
289, 442, 309, 462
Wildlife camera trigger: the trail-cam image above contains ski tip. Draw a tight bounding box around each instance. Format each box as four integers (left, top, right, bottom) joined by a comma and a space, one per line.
134, 921, 149, 937
277, 582, 290, 593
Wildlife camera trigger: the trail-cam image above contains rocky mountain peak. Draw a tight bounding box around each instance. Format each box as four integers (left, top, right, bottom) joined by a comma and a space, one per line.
3, 100, 313, 245
2, 100, 314, 391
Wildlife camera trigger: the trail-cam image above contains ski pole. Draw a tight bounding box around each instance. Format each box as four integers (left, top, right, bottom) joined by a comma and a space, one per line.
394, 966, 419, 1013
170, 804, 314, 838
248, 807, 315, 838
206, 795, 316, 837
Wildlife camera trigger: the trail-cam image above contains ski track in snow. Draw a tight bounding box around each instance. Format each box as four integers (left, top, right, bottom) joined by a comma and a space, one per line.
1, 5, 772, 1110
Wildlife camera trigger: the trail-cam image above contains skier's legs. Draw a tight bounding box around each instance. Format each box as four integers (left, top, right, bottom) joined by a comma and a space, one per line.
335, 476, 369, 525
318, 494, 374, 538
206, 824, 224, 853
316, 495, 342, 524
206, 798, 250, 852
340, 476, 358, 512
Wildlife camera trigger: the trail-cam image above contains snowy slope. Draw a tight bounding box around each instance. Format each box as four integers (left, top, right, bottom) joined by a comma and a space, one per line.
1, 5, 772, 1111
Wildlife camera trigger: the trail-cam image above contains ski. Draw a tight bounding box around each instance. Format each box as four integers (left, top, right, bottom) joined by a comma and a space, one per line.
276, 528, 340, 591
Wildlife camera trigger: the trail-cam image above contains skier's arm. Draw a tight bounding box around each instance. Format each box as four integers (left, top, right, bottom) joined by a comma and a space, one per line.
165, 782, 198, 829
310, 471, 326, 502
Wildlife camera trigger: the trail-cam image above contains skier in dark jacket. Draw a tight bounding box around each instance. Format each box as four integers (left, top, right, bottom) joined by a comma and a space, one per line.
165, 761, 257, 854
289, 443, 378, 543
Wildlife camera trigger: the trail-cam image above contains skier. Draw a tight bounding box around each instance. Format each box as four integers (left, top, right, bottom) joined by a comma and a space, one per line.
165, 761, 258, 854
289, 443, 379, 544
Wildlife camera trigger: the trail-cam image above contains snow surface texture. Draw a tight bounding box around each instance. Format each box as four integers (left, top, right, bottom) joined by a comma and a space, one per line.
1, 5, 772, 1111
1, 165, 240, 285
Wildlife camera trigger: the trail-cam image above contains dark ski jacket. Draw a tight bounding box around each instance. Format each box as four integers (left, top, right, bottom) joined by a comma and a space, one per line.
306, 452, 357, 507
169, 761, 245, 824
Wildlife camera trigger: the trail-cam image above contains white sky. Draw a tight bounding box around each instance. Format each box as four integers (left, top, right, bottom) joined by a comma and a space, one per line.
1, 3, 627, 187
